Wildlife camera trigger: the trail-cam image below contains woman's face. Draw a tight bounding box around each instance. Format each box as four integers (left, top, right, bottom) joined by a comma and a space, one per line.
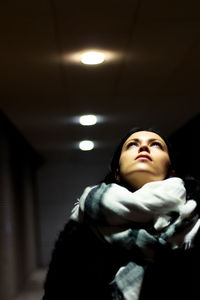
116, 131, 171, 190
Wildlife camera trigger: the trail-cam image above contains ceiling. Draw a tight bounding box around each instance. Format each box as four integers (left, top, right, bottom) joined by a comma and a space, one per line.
1, 0, 200, 163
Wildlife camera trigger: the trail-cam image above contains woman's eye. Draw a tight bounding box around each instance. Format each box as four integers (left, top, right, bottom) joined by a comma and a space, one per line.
151, 142, 163, 149
127, 142, 138, 148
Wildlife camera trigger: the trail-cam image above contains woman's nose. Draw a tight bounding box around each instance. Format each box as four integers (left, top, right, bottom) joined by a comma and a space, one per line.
138, 144, 150, 153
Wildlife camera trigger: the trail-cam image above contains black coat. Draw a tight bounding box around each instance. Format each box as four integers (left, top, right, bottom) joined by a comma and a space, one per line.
43, 219, 200, 300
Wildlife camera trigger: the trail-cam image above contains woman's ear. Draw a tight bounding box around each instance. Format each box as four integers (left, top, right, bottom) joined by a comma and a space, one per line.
115, 168, 121, 182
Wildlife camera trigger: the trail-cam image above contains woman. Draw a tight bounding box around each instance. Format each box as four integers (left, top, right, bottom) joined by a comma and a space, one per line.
43, 127, 200, 300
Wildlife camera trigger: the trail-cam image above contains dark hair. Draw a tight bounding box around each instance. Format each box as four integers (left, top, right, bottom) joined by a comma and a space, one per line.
103, 126, 176, 185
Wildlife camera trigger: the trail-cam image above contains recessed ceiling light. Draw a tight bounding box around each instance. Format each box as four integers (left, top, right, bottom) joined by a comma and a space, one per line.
79, 140, 94, 151
79, 114, 97, 126
81, 51, 105, 65
64, 50, 121, 65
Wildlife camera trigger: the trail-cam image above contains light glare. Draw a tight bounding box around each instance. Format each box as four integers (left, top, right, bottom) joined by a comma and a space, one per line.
79, 114, 97, 126
79, 140, 94, 151
81, 51, 104, 65
64, 50, 121, 65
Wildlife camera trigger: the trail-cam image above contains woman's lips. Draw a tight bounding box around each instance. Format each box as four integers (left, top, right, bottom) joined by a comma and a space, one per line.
136, 154, 152, 161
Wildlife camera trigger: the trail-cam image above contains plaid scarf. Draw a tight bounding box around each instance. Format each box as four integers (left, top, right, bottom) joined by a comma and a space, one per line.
71, 177, 200, 300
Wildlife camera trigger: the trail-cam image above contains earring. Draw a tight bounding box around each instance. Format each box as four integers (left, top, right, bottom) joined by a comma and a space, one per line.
168, 169, 176, 178
115, 169, 120, 182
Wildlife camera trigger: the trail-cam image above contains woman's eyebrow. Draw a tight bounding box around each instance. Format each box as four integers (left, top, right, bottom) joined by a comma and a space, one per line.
126, 138, 163, 143
124, 138, 139, 146
148, 138, 164, 143
127, 138, 139, 142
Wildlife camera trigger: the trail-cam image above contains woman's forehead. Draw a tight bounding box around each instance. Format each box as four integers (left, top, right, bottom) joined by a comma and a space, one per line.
124, 131, 166, 144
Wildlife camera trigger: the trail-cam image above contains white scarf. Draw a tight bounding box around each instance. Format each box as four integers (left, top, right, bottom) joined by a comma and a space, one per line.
71, 177, 200, 299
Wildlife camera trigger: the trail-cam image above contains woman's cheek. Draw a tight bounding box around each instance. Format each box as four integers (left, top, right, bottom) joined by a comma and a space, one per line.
157, 155, 171, 176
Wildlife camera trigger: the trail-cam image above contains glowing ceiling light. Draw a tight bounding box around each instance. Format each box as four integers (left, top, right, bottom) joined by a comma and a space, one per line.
81, 51, 105, 65
79, 114, 97, 126
79, 140, 94, 151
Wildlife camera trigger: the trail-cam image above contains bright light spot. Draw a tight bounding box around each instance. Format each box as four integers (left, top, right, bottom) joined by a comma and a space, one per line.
79, 114, 97, 126
64, 49, 121, 65
79, 140, 94, 151
81, 51, 105, 65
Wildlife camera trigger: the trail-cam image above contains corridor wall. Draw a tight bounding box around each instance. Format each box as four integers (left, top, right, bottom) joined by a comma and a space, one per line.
0, 110, 41, 300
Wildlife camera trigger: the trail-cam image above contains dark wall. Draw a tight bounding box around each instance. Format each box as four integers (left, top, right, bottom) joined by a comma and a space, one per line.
37, 155, 108, 266
169, 114, 200, 180
0, 110, 41, 300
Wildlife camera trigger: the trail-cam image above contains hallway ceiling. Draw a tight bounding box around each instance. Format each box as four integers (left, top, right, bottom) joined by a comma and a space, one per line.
1, 0, 200, 162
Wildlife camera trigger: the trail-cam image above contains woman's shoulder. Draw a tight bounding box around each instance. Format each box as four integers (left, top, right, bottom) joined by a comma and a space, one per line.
50, 219, 115, 260
52, 219, 95, 251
